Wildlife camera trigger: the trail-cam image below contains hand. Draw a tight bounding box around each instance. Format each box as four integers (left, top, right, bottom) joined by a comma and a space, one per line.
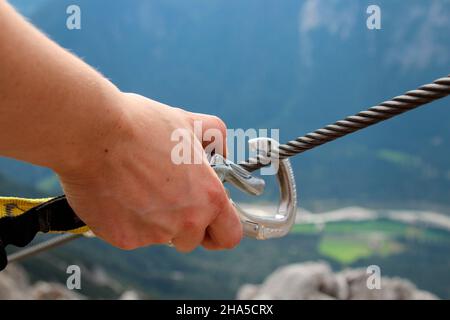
56, 92, 243, 252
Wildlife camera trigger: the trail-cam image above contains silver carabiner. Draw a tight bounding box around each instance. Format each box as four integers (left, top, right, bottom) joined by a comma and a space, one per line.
210, 138, 297, 240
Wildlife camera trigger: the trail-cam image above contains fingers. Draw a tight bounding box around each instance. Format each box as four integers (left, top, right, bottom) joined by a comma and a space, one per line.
188, 114, 242, 250
190, 113, 227, 157
201, 198, 243, 250
158, 106, 240, 251
171, 218, 206, 253
171, 175, 242, 252
172, 187, 243, 252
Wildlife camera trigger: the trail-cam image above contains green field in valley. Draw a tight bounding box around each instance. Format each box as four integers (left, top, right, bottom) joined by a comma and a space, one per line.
291, 220, 450, 264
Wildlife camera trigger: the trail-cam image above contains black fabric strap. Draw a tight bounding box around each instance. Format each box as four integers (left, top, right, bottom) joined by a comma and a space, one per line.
0, 196, 85, 270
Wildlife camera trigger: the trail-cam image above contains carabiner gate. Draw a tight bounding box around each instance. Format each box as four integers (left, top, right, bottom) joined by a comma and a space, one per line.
210, 138, 297, 240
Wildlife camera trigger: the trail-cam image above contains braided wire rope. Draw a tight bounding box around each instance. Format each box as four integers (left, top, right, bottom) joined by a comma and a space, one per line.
240, 75, 450, 172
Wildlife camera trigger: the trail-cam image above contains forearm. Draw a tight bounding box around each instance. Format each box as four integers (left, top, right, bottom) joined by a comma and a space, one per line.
0, 1, 244, 252
0, 1, 122, 173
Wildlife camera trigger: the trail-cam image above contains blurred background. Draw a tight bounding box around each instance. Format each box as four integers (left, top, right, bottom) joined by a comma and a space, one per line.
1, 0, 450, 299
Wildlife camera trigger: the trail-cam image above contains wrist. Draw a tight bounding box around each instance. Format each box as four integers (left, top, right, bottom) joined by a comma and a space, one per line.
49, 82, 128, 178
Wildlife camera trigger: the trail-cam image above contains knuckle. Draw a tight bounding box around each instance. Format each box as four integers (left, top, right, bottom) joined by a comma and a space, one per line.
181, 215, 202, 232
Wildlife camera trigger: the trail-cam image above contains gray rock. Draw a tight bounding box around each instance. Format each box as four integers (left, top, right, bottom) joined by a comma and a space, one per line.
237, 284, 260, 300
0, 264, 30, 299
31, 281, 84, 300
0, 264, 83, 300
236, 261, 438, 300
119, 290, 141, 300
237, 261, 343, 300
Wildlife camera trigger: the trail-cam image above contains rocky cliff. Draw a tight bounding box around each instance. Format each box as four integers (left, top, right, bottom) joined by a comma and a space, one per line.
237, 261, 438, 300
0, 264, 83, 300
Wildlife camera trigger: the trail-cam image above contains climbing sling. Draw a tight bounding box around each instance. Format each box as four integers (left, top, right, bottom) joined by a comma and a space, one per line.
0, 196, 88, 269
0, 74, 449, 271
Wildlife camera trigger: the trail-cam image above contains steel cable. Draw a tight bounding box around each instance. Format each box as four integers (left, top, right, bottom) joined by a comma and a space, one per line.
240, 75, 450, 172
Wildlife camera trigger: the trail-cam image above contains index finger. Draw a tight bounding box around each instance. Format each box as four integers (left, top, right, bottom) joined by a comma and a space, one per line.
189, 113, 227, 157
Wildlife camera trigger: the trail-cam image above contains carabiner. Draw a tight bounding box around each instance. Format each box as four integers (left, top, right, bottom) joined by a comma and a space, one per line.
210, 138, 297, 240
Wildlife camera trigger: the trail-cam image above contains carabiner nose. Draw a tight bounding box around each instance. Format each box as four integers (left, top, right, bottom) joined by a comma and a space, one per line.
210, 138, 297, 240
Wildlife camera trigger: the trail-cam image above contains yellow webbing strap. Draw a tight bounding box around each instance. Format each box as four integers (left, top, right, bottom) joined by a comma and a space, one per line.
0, 196, 89, 234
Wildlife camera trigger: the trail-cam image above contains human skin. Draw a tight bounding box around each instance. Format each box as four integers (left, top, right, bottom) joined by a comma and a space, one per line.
0, 1, 242, 252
